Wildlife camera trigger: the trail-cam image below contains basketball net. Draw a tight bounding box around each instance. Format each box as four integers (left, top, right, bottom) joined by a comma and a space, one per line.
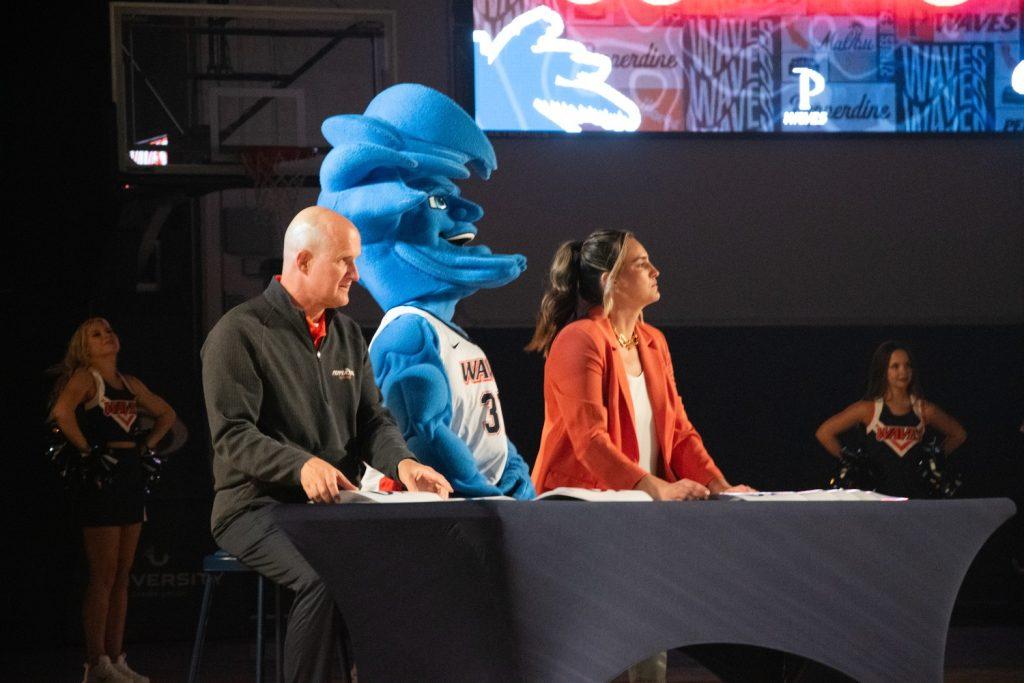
239, 146, 316, 220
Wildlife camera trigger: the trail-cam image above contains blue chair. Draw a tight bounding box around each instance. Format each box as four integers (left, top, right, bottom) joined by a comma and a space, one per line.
187, 550, 283, 683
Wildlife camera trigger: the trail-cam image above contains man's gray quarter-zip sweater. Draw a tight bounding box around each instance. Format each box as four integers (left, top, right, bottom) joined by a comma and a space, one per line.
201, 278, 413, 531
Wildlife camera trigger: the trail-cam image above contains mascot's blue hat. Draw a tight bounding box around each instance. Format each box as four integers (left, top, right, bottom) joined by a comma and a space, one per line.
321, 84, 497, 183
364, 84, 497, 178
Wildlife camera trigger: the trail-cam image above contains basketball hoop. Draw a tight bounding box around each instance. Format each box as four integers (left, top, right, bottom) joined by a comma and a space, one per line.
239, 145, 318, 218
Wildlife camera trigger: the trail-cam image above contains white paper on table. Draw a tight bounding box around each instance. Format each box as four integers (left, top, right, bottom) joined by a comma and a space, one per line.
535, 487, 653, 502
712, 489, 907, 502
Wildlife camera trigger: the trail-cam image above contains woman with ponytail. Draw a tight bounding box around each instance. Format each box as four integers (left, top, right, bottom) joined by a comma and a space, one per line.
528, 230, 753, 502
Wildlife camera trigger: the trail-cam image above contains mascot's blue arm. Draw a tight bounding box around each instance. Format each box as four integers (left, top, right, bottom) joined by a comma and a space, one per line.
371, 315, 533, 499
497, 440, 535, 499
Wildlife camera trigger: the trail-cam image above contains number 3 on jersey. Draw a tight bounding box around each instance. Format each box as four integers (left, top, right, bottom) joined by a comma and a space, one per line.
480, 392, 501, 434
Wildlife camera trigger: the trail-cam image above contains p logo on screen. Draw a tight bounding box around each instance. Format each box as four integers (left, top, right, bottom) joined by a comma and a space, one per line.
784, 68, 829, 127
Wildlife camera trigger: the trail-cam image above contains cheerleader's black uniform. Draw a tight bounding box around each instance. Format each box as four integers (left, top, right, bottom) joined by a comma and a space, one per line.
864, 397, 931, 498
75, 370, 146, 526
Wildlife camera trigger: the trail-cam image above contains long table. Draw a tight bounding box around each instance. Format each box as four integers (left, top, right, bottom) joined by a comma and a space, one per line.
273, 498, 1015, 682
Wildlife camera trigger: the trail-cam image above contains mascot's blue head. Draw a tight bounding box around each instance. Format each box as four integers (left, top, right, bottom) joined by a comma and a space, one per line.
317, 83, 526, 315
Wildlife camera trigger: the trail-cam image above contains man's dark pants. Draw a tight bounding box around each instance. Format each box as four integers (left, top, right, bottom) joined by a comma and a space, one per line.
214, 504, 342, 683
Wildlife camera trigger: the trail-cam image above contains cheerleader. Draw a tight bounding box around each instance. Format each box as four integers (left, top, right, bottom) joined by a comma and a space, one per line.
50, 318, 175, 682
815, 340, 966, 497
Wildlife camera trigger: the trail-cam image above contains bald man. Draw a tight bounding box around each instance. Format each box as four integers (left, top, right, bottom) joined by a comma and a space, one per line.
201, 207, 451, 682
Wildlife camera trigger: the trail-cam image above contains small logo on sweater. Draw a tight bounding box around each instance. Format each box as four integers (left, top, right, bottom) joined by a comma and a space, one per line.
332, 368, 355, 381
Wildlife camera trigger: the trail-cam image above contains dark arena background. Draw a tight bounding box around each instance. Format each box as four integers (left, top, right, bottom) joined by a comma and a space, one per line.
5, 0, 1022, 680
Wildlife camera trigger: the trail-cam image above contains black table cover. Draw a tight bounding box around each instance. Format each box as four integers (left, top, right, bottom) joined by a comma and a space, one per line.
274, 498, 1015, 682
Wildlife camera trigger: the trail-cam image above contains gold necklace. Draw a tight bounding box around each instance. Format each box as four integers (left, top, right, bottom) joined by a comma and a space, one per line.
614, 328, 639, 349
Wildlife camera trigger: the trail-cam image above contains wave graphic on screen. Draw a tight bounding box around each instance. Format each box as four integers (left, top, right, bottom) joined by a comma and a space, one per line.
473, 6, 642, 132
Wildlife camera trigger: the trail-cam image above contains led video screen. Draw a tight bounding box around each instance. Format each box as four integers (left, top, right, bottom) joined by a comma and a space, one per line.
472, 0, 1024, 133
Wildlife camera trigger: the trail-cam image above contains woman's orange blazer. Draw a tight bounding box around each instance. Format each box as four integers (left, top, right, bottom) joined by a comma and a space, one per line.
531, 309, 723, 493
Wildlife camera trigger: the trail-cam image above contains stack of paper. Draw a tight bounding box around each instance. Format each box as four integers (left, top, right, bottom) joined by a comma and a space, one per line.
712, 489, 907, 502
535, 487, 653, 502
331, 490, 454, 504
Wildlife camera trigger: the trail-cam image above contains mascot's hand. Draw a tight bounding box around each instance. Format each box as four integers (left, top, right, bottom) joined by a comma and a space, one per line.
498, 441, 536, 500
397, 459, 453, 498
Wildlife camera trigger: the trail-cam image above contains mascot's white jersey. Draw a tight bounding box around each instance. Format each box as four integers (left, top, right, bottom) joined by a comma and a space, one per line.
361, 306, 509, 491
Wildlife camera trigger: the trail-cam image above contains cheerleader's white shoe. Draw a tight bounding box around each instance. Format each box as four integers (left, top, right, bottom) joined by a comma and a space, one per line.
82, 655, 131, 682
113, 653, 150, 683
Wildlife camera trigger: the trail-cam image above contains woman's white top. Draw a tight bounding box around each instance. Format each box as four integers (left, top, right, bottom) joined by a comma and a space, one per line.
627, 372, 660, 475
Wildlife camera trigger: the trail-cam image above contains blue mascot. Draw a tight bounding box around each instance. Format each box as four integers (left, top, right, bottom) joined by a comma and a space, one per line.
317, 84, 535, 499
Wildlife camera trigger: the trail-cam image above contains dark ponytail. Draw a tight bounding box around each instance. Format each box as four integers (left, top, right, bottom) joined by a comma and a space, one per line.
526, 240, 582, 355
527, 230, 631, 355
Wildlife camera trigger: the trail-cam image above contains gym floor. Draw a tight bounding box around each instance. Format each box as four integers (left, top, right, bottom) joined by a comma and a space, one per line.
10, 623, 1023, 682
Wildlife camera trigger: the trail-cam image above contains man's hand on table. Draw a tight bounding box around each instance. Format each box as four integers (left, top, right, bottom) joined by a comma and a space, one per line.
301, 456, 357, 503
397, 459, 454, 499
